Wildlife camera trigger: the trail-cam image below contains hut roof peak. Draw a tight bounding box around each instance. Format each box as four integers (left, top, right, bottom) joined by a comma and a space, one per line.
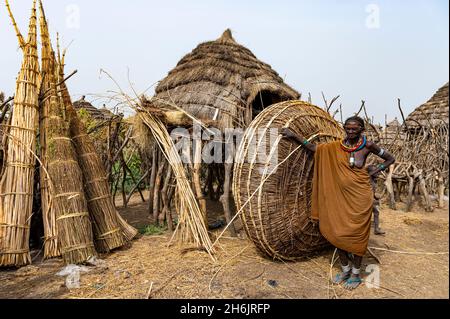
217, 28, 235, 43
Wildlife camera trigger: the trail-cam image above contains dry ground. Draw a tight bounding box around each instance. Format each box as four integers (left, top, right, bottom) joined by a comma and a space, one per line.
0, 191, 448, 299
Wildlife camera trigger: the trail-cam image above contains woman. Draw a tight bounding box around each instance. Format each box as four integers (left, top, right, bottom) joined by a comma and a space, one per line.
281, 116, 395, 290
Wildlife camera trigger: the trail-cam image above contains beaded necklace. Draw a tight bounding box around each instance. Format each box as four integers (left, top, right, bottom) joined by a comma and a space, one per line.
340, 136, 367, 168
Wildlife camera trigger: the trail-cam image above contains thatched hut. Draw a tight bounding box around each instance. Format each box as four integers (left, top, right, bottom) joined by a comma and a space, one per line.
73, 96, 116, 122
137, 29, 299, 234
150, 29, 299, 128
405, 82, 448, 129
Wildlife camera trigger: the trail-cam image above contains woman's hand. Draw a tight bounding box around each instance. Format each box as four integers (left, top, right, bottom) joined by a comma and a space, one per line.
281, 128, 296, 139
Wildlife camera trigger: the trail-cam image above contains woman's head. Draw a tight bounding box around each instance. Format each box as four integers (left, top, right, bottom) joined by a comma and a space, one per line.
344, 116, 365, 139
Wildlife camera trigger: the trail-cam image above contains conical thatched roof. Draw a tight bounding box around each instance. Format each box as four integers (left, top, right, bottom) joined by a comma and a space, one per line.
73, 96, 115, 122
379, 118, 406, 149
406, 82, 449, 129
149, 29, 300, 129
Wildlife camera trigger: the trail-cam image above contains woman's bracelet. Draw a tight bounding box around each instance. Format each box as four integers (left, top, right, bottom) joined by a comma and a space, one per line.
378, 163, 386, 171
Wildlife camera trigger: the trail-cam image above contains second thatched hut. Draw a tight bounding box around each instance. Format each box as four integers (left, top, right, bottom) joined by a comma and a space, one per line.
136, 29, 299, 235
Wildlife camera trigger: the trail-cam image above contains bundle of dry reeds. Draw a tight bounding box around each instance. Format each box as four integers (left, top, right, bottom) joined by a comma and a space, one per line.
44, 53, 97, 264
136, 107, 215, 260
57, 54, 137, 247
0, 0, 40, 267
233, 100, 344, 260
65, 93, 132, 250
38, 1, 59, 258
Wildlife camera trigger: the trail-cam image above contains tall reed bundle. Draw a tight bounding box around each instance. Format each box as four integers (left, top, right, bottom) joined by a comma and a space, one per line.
58, 61, 137, 245
38, 1, 59, 258
0, 1, 39, 267
233, 100, 343, 260
137, 107, 215, 260
43, 52, 96, 264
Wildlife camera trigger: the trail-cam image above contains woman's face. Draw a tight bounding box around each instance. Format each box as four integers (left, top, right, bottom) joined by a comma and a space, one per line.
344, 121, 363, 140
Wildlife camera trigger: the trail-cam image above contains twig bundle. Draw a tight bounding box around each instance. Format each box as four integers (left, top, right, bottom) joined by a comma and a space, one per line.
233, 100, 344, 260
0, 1, 40, 267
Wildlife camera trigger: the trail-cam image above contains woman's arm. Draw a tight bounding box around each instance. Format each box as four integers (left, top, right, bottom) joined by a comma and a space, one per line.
366, 141, 396, 176
281, 128, 317, 153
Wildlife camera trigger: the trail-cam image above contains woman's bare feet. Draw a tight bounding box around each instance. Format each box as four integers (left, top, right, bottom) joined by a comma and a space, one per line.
343, 275, 363, 290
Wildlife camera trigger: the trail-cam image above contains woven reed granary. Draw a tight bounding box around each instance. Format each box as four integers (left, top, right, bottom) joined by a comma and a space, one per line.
137, 29, 299, 234
233, 100, 344, 260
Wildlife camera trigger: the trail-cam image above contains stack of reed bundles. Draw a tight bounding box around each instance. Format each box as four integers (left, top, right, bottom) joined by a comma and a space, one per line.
233, 100, 344, 260
0, 0, 139, 267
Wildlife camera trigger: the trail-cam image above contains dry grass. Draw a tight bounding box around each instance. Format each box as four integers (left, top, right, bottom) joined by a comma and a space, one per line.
0, 199, 447, 299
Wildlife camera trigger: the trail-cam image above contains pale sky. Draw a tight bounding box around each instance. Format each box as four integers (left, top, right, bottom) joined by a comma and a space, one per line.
1, 0, 448, 124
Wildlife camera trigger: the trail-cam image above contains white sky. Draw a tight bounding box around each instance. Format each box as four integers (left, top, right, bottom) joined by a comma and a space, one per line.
1, 0, 448, 124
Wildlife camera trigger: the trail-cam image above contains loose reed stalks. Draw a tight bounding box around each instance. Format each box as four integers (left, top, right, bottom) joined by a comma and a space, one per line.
137, 107, 215, 260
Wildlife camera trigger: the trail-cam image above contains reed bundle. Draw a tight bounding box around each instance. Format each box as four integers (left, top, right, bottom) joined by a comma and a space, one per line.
38, 1, 59, 258
44, 54, 97, 264
233, 100, 343, 260
0, 1, 39, 267
65, 92, 135, 249
56, 51, 137, 246
137, 107, 215, 260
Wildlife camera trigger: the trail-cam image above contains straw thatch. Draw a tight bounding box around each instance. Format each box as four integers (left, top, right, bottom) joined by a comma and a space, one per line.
233, 100, 344, 260
143, 29, 299, 131
73, 97, 116, 122
406, 82, 449, 129
0, 1, 39, 267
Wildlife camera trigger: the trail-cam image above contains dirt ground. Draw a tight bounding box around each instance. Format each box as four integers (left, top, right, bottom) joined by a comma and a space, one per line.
0, 191, 448, 299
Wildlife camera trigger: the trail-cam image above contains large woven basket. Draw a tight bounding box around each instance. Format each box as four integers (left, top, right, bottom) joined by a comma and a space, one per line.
232, 100, 344, 260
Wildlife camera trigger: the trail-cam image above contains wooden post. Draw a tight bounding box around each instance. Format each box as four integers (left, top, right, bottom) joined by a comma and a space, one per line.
124, 163, 146, 203
161, 168, 173, 228
220, 163, 237, 236
385, 165, 396, 210
193, 137, 207, 226
166, 185, 175, 231
436, 171, 445, 209
147, 146, 157, 215
418, 173, 433, 212
406, 173, 415, 212
153, 159, 166, 224
121, 154, 128, 208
